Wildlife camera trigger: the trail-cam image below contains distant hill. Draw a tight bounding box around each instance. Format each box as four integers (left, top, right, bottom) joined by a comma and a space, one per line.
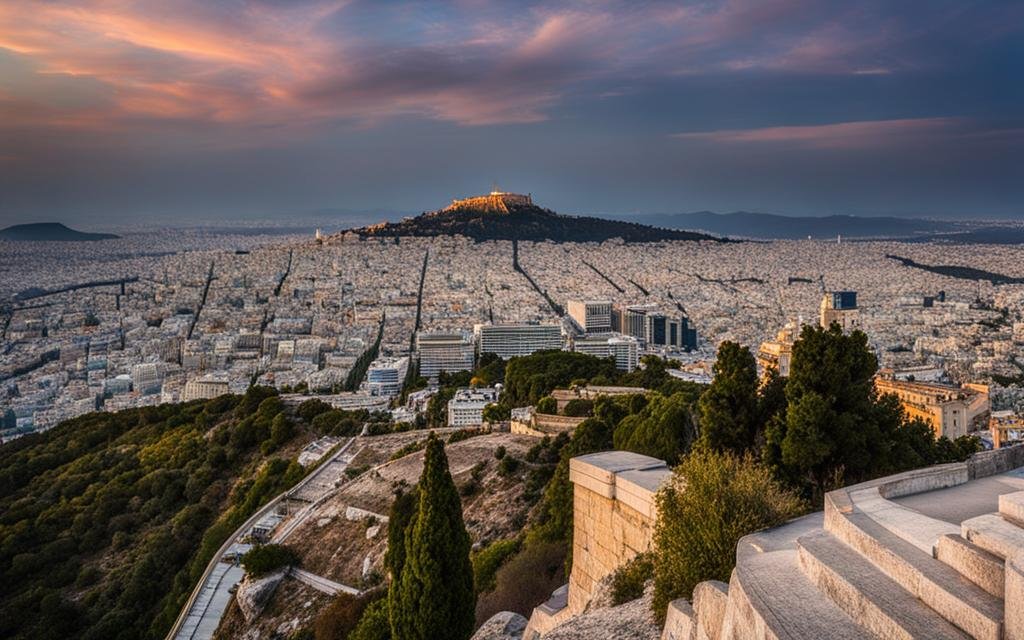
0, 222, 119, 241
614, 211, 961, 240
348, 193, 719, 243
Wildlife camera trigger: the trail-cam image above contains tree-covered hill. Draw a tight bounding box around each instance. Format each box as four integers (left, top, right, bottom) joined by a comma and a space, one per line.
350, 202, 720, 243
0, 387, 317, 640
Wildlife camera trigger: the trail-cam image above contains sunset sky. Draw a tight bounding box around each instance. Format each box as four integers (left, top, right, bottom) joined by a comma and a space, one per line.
1, 0, 1022, 225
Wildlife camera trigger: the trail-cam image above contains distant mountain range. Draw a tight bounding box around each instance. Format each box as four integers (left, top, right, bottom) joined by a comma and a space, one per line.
610, 211, 964, 240
349, 194, 719, 243
0, 222, 119, 242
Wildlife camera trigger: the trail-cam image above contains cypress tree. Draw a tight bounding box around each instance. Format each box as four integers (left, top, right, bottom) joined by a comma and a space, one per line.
385, 486, 418, 625
390, 434, 475, 640
697, 341, 759, 454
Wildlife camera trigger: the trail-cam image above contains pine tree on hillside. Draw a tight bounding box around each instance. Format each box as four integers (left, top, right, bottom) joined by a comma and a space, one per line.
390, 434, 475, 640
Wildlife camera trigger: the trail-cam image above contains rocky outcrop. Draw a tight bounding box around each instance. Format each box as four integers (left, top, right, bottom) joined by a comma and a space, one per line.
543, 587, 660, 640
235, 570, 286, 622
472, 611, 529, 640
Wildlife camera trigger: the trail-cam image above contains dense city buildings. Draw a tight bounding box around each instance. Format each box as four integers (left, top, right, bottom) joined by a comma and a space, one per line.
474, 322, 564, 359
3, 228, 1024, 444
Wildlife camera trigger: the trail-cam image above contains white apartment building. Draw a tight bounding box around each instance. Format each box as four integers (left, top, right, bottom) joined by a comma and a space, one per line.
567, 300, 613, 333
572, 333, 639, 372
475, 323, 564, 359
416, 332, 474, 379
365, 355, 410, 397
182, 376, 230, 402
447, 386, 500, 427
131, 363, 163, 396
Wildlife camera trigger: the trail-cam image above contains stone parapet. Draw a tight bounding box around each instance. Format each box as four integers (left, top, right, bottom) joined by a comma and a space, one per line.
567, 452, 671, 612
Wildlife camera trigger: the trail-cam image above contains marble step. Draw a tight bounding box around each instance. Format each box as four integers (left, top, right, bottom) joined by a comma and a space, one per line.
798, 531, 970, 640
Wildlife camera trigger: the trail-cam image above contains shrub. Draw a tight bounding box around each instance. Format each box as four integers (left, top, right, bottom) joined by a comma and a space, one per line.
652, 450, 806, 618
349, 597, 391, 640
315, 593, 373, 640
535, 396, 558, 415
493, 445, 507, 460
610, 552, 653, 605
389, 439, 426, 461
497, 455, 519, 477
447, 428, 481, 444
562, 398, 594, 417
241, 544, 299, 577
297, 399, 332, 422
472, 538, 523, 594
474, 540, 566, 626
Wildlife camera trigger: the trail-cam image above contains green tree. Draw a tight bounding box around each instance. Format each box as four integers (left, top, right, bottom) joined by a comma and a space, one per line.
614, 393, 697, 465
562, 398, 594, 417
535, 396, 558, 415
242, 543, 299, 576
652, 450, 805, 617
481, 403, 511, 423
391, 435, 474, 640
697, 342, 759, 454
764, 325, 897, 499
350, 598, 391, 640
385, 488, 418, 611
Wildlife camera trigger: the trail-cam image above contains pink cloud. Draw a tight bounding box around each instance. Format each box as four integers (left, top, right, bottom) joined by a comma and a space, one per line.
674, 118, 965, 149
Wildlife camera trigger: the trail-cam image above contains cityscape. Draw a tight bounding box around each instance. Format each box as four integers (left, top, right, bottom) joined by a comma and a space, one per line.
2, 2, 1024, 640
5, 206, 1024, 441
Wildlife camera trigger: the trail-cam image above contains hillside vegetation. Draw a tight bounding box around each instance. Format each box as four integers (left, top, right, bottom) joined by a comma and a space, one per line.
351, 203, 718, 243
0, 386, 315, 640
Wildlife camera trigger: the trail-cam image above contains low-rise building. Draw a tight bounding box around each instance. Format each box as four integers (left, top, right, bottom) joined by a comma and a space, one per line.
181, 375, 230, 402
447, 386, 500, 427
365, 355, 409, 397
875, 374, 990, 440
757, 321, 799, 377
572, 333, 639, 372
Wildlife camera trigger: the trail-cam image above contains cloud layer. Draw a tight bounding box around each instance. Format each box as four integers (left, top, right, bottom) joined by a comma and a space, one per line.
1, 0, 1022, 221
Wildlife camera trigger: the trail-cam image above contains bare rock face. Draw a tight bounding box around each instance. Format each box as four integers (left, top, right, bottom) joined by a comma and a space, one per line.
542, 586, 660, 640
471, 611, 528, 640
235, 570, 286, 623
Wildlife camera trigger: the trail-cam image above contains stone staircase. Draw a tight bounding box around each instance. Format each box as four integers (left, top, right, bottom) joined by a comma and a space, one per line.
662, 453, 1024, 640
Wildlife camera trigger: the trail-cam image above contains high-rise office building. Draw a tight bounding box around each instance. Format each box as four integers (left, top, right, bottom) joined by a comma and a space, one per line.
416, 332, 474, 379
820, 291, 860, 333
475, 323, 564, 359
567, 300, 613, 333
365, 355, 410, 397
613, 303, 698, 350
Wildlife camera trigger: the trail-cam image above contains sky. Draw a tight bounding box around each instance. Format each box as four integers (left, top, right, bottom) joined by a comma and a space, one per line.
1, 0, 1022, 227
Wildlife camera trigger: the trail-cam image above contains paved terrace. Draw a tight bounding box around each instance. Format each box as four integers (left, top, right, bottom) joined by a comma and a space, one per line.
659, 446, 1024, 640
